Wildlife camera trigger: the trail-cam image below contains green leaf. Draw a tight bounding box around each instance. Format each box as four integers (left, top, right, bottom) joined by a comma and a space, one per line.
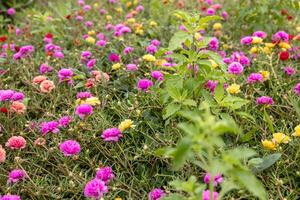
203, 51, 227, 72
198, 15, 222, 27
163, 102, 181, 119
250, 153, 281, 174
214, 84, 224, 103
74, 81, 85, 89
161, 194, 185, 200
182, 99, 197, 107
171, 139, 192, 170
168, 31, 192, 51
263, 110, 274, 133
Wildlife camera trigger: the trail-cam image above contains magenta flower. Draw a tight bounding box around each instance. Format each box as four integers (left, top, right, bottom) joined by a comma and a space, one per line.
146, 44, 157, 54
151, 39, 160, 47
58, 68, 73, 84
101, 128, 122, 142
7, 8, 16, 16
208, 37, 219, 51
8, 169, 27, 183
272, 31, 289, 42
96, 40, 107, 47
75, 104, 93, 119
240, 36, 253, 45
148, 188, 165, 200
137, 79, 153, 91
11, 92, 25, 101
0, 195, 21, 200
203, 173, 223, 186
205, 80, 218, 93
96, 166, 115, 183
294, 83, 300, 96
123, 47, 134, 55
59, 140, 81, 157
108, 53, 120, 63
84, 179, 108, 199
0, 90, 15, 101
40, 121, 60, 135
206, 8, 215, 15
86, 59, 97, 70
247, 73, 264, 84
76, 91, 92, 99
253, 31, 267, 39
39, 63, 53, 74
227, 62, 244, 75
256, 96, 273, 105
58, 116, 72, 128
202, 190, 218, 200
151, 71, 164, 81
283, 66, 296, 76
126, 64, 138, 71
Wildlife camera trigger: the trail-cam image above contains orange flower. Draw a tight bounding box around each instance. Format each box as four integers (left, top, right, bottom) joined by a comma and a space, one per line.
40, 80, 55, 93
32, 75, 47, 84
0, 145, 6, 163
91, 70, 110, 82
10, 101, 26, 114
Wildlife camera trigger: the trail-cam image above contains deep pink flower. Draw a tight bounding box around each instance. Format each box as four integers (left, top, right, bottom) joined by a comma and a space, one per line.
96, 166, 115, 183
283, 66, 296, 76
203, 173, 223, 186
108, 53, 120, 63
247, 73, 264, 84
101, 128, 122, 142
8, 169, 27, 183
0, 195, 21, 200
240, 36, 253, 45
202, 190, 218, 200
256, 96, 273, 105
151, 71, 164, 81
40, 121, 60, 135
75, 104, 93, 119
59, 140, 81, 156
58, 116, 72, 128
84, 179, 108, 199
148, 188, 165, 200
7, 8, 16, 16
5, 136, 26, 150
294, 83, 300, 96
137, 79, 153, 91
227, 62, 244, 75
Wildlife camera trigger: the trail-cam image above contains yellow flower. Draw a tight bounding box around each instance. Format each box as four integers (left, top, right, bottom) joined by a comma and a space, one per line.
93, 3, 99, 8
173, 13, 183, 19
118, 119, 134, 132
226, 84, 240, 94
259, 70, 270, 81
265, 43, 276, 48
135, 29, 144, 35
209, 59, 218, 68
126, 2, 132, 8
85, 37, 95, 44
194, 32, 202, 40
127, 18, 136, 24
143, 54, 156, 62
297, 26, 300, 32
213, 23, 222, 30
133, 0, 139, 5
262, 140, 276, 150
88, 31, 95, 36
84, 97, 100, 106
116, 7, 123, 13
263, 47, 271, 54
155, 59, 167, 66
292, 125, 300, 136
249, 46, 258, 54
112, 63, 121, 70
115, 198, 122, 200
278, 42, 291, 50
149, 21, 157, 27
273, 133, 290, 144
106, 15, 112, 21
252, 36, 263, 44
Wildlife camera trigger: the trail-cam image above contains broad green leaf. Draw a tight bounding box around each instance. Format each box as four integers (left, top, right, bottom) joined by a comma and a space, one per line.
214, 84, 224, 103
198, 15, 222, 27
263, 110, 274, 133
182, 99, 197, 107
163, 102, 181, 119
171, 139, 192, 169
168, 31, 192, 51
161, 194, 185, 200
250, 153, 281, 174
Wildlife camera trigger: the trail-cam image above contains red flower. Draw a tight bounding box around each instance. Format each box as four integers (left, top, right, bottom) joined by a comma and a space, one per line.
287, 15, 293, 21
288, 34, 294, 40
279, 51, 289, 61
0, 107, 8, 114
0, 36, 7, 43
281, 9, 288, 15
45, 33, 53, 38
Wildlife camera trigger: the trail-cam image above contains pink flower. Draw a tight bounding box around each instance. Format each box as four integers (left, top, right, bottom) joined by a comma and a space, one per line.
40, 80, 55, 93
227, 62, 244, 75
148, 188, 165, 200
126, 64, 138, 71
205, 80, 218, 93
58, 68, 73, 84
151, 71, 164, 81
283, 66, 296, 76
203, 173, 223, 186
86, 59, 97, 70
39, 63, 53, 74
123, 47, 134, 55
253, 31, 267, 39
247, 73, 264, 84
0, 195, 21, 200
96, 166, 115, 183
240, 36, 253, 45
84, 179, 108, 199
202, 190, 218, 200
5, 136, 26, 150
7, 8, 16, 16
0, 145, 6, 163
59, 140, 81, 156
40, 121, 60, 135
256, 96, 273, 105
108, 53, 120, 63
75, 104, 93, 119
101, 128, 122, 142
137, 79, 153, 91
58, 116, 72, 128
8, 169, 27, 183
272, 31, 289, 42
294, 83, 300, 96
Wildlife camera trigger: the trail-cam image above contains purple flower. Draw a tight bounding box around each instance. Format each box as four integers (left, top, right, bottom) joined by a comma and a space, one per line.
202, 190, 218, 200
209, 37, 219, 51
151, 71, 164, 81
59, 140, 81, 156
58, 68, 73, 83
146, 44, 157, 54
101, 128, 122, 142
221, 11, 228, 20
53, 51, 64, 59
148, 188, 165, 200
247, 73, 264, 84
86, 59, 97, 70
40, 121, 60, 135
84, 179, 108, 199
39, 63, 53, 74
151, 39, 161, 47
294, 83, 300, 96
283, 66, 296, 76
75, 104, 93, 119
123, 47, 134, 55
8, 169, 27, 183
96, 166, 115, 183
83, 5, 91, 12
76, 92, 92, 99
137, 79, 153, 91
256, 96, 273, 105
0, 195, 21, 200
0, 90, 15, 101
108, 53, 120, 63
11, 92, 25, 101
272, 31, 289, 42
227, 62, 244, 75
7, 8, 16, 16
203, 173, 223, 186
205, 80, 218, 93
253, 31, 267, 39
58, 116, 72, 128
240, 36, 253, 45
